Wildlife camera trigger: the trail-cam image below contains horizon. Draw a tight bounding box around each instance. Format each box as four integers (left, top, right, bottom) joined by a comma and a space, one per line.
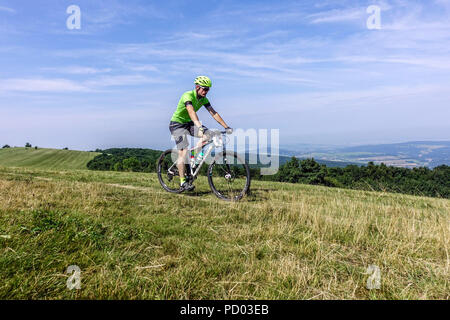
1, 0, 449, 151
2, 138, 450, 153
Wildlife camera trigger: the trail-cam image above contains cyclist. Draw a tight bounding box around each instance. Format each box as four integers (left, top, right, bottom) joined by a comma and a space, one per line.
169, 76, 233, 191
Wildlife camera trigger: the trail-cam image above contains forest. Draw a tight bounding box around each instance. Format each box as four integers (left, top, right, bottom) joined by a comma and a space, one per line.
87, 149, 449, 199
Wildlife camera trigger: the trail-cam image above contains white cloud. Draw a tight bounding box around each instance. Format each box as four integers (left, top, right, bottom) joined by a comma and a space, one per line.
128, 65, 159, 72
0, 74, 168, 93
2, 1, 450, 147
225, 83, 450, 115
84, 75, 166, 87
308, 8, 365, 24
435, 0, 450, 6
0, 78, 88, 93
41, 66, 113, 75
79, 0, 167, 33
0, 6, 15, 13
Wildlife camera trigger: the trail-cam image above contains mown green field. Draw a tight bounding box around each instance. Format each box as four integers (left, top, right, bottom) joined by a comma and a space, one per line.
0, 164, 448, 300
0, 148, 100, 170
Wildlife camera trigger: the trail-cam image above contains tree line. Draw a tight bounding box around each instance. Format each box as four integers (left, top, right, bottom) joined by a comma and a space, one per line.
87, 148, 163, 173
2, 143, 71, 149
255, 157, 449, 199
87, 149, 449, 199
2, 143, 37, 149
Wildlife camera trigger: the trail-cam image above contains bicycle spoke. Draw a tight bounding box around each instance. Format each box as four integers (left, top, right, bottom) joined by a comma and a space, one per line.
208, 152, 250, 201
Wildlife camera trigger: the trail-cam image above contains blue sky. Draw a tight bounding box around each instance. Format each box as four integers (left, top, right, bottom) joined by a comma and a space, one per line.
0, 0, 449, 150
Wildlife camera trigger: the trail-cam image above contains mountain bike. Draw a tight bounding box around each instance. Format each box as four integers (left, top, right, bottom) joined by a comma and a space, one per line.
157, 130, 251, 201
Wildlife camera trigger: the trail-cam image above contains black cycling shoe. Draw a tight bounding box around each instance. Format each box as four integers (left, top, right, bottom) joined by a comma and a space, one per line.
180, 181, 195, 192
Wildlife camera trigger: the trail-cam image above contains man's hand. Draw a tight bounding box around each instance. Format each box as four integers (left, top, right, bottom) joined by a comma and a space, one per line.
225, 127, 233, 135
198, 126, 205, 137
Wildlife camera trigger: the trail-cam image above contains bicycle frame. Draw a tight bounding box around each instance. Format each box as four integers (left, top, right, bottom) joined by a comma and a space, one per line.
168, 131, 227, 180
190, 142, 215, 178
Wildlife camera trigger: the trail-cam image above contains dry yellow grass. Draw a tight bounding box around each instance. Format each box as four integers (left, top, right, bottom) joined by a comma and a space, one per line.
0, 165, 448, 299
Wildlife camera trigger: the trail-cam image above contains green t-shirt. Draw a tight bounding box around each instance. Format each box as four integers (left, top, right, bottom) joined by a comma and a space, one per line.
171, 90, 210, 123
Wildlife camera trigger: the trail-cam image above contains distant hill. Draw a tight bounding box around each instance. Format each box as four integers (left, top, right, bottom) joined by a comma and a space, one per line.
250, 153, 357, 168
3, 140, 448, 172
247, 146, 358, 168
338, 141, 450, 168
0, 147, 100, 170
295, 141, 450, 168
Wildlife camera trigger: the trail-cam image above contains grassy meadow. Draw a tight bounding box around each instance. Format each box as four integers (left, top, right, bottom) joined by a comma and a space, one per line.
0, 162, 448, 299
0, 148, 100, 170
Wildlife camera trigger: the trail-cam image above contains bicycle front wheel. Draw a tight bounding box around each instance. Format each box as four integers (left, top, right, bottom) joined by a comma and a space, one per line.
208, 151, 251, 201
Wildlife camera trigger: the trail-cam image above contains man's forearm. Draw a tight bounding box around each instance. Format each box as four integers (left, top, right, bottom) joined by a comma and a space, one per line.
213, 113, 229, 128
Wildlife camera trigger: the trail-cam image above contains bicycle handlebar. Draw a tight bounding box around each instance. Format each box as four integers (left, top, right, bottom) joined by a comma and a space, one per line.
207, 130, 229, 137
203, 130, 229, 145
214, 130, 229, 135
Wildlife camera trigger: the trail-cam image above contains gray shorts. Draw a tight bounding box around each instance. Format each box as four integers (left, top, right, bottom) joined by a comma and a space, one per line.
169, 121, 209, 150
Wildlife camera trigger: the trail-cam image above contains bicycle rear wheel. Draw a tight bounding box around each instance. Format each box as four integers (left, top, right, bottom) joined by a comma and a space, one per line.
208, 151, 251, 201
157, 149, 184, 193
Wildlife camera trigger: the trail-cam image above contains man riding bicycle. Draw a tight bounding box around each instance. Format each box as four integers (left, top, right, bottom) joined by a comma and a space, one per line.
169, 76, 233, 192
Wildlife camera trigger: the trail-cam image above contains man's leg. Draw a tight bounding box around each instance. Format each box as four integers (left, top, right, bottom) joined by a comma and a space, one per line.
177, 148, 194, 191
193, 136, 208, 154
192, 125, 211, 154
177, 148, 187, 181
169, 121, 190, 186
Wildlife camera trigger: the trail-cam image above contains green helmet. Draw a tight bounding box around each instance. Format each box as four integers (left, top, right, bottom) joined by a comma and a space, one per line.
194, 76, 212, 87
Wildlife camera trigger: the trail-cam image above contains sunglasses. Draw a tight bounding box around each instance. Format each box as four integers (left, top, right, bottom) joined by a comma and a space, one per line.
198, 86, 210, 92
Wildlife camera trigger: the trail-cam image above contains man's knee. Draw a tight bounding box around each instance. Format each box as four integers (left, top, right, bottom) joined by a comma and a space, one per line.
202, 129, 213, 140
174, 135, 189, 150
177, 149, 188, 162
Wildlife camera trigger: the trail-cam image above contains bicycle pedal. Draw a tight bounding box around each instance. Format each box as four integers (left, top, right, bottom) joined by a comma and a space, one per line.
180, 182, 195, 192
